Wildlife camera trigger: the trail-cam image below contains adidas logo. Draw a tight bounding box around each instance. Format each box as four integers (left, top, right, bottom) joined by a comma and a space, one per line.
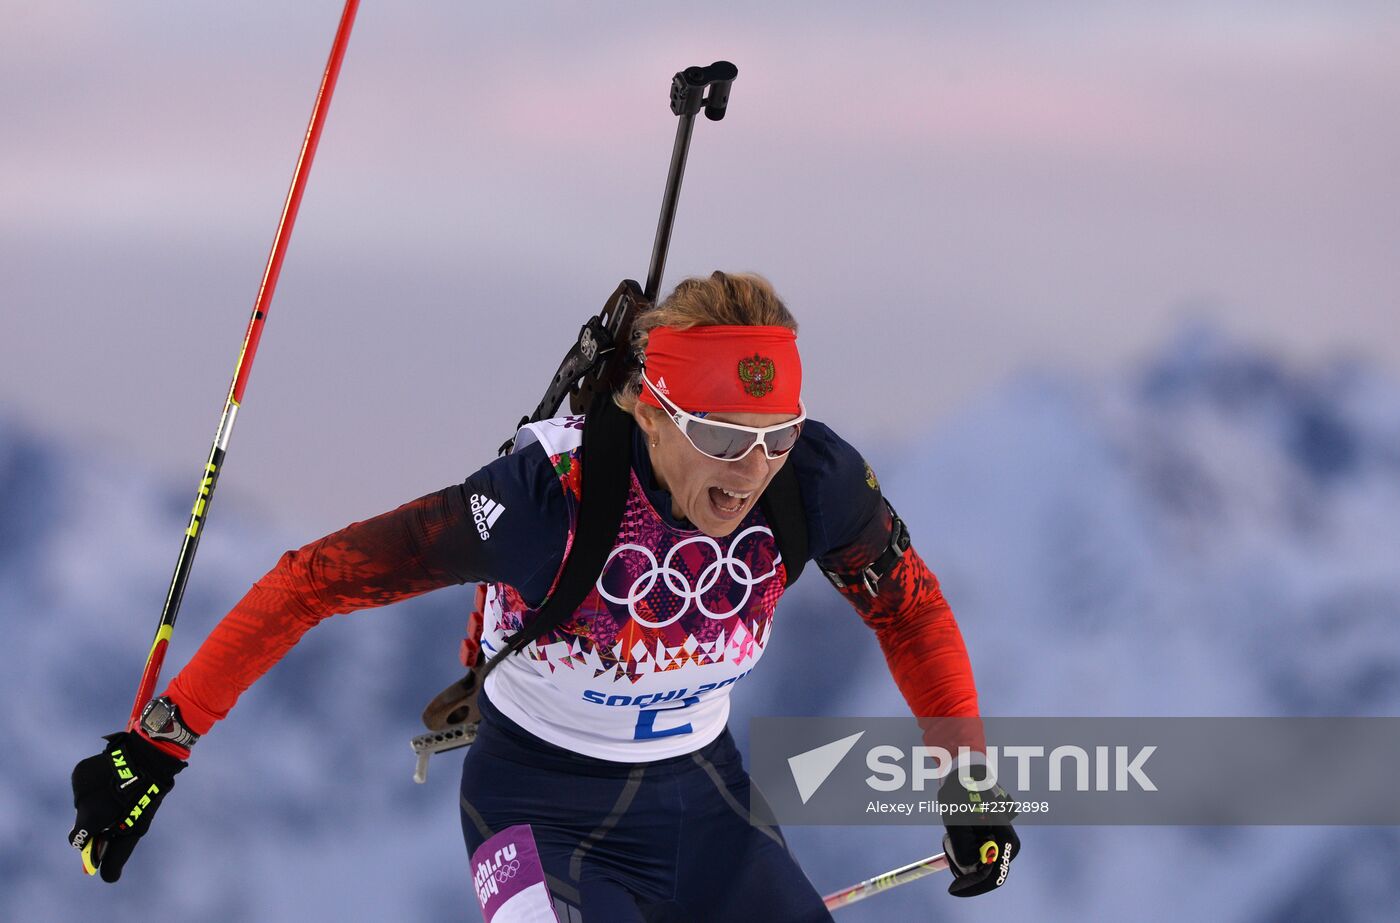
656, 376, 669, 392
470, 493, 506, 540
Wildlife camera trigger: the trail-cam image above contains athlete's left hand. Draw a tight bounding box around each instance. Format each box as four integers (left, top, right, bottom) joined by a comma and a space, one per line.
939, 766, 1020, 898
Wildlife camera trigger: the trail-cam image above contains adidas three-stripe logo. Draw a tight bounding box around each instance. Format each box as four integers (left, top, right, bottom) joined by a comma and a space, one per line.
470, 493, 506, 540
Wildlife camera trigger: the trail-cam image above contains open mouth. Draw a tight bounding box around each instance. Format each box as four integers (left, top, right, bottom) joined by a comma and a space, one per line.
708, 485, 752, 518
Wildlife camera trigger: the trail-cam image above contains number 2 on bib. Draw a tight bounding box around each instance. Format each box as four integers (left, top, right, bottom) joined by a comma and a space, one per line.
633, 696, 700, 740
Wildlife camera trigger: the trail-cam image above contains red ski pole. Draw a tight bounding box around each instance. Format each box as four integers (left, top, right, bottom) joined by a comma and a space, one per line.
82, 0, 361, 876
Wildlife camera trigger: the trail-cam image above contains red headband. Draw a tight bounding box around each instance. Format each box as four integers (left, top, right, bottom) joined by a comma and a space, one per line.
639, 325, 802, 415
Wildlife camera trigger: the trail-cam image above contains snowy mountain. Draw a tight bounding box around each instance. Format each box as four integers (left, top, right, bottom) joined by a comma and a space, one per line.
734, 326, 1400, 922
2, 415, 477, 920
6, 327, 1399, 921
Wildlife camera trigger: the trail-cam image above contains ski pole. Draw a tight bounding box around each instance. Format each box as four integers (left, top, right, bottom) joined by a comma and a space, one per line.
82, 0, 361, 875
124, 0, 360, 731
822, 851, 950, 912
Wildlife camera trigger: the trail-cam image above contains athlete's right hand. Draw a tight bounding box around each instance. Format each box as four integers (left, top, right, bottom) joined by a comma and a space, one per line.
69, 732, 185, 882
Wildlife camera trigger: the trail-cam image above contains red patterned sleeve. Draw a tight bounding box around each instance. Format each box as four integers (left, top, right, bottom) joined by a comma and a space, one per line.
163, 488, 471, 737
828, 530, 986, 755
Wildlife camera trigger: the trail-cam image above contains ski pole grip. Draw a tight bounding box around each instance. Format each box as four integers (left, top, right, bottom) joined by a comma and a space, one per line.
670, 61, 738, 119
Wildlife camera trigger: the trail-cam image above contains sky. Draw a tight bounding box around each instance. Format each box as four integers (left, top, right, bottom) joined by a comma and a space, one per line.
2, 0, 1398, 538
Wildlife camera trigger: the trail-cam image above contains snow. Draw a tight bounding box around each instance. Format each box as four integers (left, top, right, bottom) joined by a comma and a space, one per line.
5, 327, 1399, 920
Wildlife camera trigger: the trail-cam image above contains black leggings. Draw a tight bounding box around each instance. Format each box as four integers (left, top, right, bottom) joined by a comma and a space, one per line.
459, 693, 833, 923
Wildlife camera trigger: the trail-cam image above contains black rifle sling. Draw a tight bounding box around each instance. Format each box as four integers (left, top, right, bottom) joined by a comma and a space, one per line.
759, 460, 807, 587
476, 398, 809, 686
475, 394, 634, 686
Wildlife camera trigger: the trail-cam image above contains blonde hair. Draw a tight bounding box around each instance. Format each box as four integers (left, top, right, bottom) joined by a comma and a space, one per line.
614, 271, 798, 412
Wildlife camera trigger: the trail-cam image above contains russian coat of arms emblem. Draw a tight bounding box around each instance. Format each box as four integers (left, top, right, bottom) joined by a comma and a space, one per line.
737, 354, 776, 398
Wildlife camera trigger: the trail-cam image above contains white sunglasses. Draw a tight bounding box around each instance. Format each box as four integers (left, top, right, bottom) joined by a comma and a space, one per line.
641, 370, 806, 461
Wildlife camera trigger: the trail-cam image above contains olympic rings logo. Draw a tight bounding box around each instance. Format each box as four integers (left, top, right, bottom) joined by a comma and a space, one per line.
596, 526, 781, 627
495, 859, 520, 883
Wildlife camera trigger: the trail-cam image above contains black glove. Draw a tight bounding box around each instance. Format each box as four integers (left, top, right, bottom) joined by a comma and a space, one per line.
939, 765, 1021, 898
69, 731, 185, 882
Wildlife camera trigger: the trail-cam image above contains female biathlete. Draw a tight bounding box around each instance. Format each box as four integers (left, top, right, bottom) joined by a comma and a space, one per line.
70, 272, 1020, 921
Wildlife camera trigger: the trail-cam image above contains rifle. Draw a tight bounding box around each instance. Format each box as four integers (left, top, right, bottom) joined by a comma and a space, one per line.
413, 61, 739, 783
